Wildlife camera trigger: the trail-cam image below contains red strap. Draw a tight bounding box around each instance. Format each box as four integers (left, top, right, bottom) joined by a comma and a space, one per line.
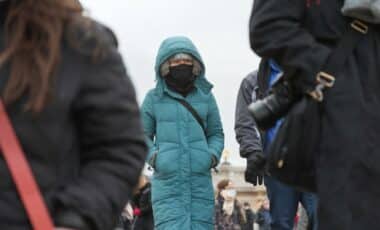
0, 100, 54, 230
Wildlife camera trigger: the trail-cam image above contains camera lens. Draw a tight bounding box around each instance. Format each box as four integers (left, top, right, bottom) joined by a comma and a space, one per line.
249, 93, 293, 130
248, 95, 279, 129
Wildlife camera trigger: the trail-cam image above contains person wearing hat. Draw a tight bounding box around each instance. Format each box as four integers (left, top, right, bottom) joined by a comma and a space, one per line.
141, 36, 225, 230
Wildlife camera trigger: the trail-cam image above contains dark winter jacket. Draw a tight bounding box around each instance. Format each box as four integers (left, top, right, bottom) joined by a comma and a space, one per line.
256, 208, 271, 230
133, 183, 153, 216
242, 208, 255, 230
132, 183, 154, 230
234, 61, 270, 159
116, 216, 133, 230
215, 195, 245, 230
234, 71, 263, 159
250, 0, 380, 229
0, 14, 147, 230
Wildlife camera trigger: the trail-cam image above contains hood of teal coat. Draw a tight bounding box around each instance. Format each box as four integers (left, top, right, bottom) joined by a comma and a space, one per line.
154, 36, 213, 97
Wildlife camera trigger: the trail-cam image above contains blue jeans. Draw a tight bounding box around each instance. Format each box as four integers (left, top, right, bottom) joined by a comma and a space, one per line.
265, 176, 318, 230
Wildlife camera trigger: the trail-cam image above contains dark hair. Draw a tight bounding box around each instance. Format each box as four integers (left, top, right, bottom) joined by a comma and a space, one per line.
217, 179, 230, 193
0, 0, 83, 112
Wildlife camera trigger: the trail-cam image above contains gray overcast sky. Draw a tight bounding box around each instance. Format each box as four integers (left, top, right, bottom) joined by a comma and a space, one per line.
81, 0, 260, 165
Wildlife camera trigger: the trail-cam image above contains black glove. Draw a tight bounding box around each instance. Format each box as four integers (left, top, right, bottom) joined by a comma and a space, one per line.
245, 151, 266, 186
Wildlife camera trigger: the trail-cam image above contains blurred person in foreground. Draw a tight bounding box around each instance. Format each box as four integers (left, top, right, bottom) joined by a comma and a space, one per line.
235, 67, 318, 230
249, 0, 380, 228
0, 0, 147, 229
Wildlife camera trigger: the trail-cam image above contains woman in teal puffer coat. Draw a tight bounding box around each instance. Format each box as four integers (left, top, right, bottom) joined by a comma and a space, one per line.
141, 36, 225, 230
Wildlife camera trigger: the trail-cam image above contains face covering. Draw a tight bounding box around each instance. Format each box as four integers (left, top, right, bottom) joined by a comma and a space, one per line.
165, 64, 196, 96
221, 189, 237, 216
224, 189, 237, 199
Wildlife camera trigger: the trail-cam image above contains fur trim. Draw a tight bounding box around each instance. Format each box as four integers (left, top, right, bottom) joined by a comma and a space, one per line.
160, 53, 203, 77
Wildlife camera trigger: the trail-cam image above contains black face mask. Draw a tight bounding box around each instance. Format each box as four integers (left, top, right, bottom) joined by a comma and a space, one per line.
165, 64, 196, 96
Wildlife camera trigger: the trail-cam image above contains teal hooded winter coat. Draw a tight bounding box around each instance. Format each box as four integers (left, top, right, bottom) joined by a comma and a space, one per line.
141, 36, 225, 230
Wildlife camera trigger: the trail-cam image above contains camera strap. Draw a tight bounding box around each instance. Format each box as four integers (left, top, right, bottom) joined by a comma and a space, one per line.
0, 100, 54, 230
310, 20, 368, 101
324, 20, 368, 76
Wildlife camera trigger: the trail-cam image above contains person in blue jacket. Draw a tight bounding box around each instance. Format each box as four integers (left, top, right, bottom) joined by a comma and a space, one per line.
141, 36, 225, 230
264, 60, 318, 230
235, 59, 318, 230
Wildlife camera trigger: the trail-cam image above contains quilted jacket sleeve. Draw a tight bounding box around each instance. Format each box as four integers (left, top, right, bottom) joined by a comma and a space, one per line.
141, 91, 158, 164
206, 94, 225, 161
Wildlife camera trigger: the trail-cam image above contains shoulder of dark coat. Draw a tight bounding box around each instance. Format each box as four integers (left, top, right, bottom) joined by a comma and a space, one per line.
63, 16, 119, 58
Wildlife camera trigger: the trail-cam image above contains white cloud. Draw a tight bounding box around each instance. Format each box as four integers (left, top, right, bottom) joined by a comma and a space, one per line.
81, 0, 260, 165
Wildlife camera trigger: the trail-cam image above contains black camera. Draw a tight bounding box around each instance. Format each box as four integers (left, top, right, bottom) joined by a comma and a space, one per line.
248, 81, 295, 130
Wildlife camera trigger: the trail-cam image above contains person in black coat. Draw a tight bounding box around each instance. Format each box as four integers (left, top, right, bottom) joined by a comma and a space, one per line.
132, 176, 154, 230
242, 202, 255, 230
215, 179, 246, 230
235, 67, 318, 230
0, 0, 147, 229
255, 200, 271, 230
250, 0, 380, 229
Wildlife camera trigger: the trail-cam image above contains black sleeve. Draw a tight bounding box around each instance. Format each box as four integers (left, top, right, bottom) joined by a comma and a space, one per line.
234, 74, 263, 158
140, 186, 152, 214
249, 0, 331, 92
245, 210, 255, 225
256, 211, 265, 225
55, 31, 147, 230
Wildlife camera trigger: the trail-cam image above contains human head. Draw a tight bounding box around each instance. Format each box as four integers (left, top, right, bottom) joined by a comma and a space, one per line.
217, 179, 232, 194
159, 51, 203, 96
160, 52, 202, 78
217, 179, 237, 201
263, 199, 270, 210
0, 0, 83, 112
154, 36, 213, 97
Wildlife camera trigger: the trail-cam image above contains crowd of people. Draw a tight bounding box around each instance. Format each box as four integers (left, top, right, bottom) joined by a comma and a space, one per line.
0, 0, 379, 229
115, 176, 311, 230
214, 179, 270, 230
